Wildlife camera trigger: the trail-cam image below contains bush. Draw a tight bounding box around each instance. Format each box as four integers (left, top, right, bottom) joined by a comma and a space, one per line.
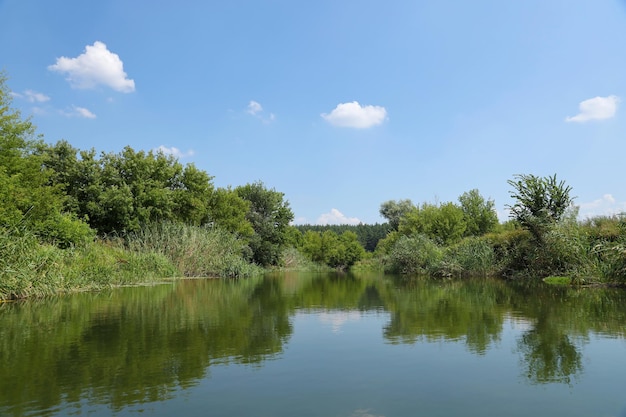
385, 234, 443, 275
443, 237, 496, 277
34, 212, 95, 248
125, 222, 261, 278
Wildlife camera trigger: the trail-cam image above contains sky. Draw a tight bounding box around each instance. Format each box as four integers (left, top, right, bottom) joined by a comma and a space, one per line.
2, 0, 626, 225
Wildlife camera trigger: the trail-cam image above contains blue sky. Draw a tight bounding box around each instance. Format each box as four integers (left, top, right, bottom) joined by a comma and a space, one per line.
2, 0, 625, 225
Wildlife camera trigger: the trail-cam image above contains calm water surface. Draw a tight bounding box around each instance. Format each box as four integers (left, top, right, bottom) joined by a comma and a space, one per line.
1, 272, 625, 417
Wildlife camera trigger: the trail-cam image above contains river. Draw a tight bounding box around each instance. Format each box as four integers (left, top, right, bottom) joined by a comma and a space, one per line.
1, 272, 625, 416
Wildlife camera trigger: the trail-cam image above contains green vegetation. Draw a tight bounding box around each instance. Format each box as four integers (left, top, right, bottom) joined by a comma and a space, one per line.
0, 72, 282, 299
2, 69, 626, 299
369, 183, 626, 284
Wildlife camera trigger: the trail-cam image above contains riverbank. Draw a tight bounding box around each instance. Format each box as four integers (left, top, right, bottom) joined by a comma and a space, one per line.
0, 224, 262, 300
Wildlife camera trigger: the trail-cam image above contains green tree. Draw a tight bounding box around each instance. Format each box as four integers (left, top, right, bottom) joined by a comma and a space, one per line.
458, 189, 499, 237
45, 144, 215, 234
208, 187, 253, 236
334, 231, 366, 268
399, 202, 466, 245
507, 174, 574, 241
173, 163, 214, 226
0, 73, 93, 246
379, 199, 415, 230
299, 230, 365, 268
236, 181, 294, 266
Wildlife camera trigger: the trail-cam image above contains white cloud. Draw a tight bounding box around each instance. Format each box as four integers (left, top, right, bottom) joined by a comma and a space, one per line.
317, 208, 361, 225
246, 100, 275, 123
565, 95, 620, 123
154, 145, 195, 158
74, 106, 96, 119
321, 101, 387, 128
12, 90, 50, 103
48, 41, 135, 93
578, 194, 626, 218
247, 100, 263, 115
61, 105, 96, 119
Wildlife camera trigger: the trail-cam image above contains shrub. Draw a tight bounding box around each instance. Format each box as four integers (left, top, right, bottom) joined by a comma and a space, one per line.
443, 237, 496, 277
385, 234, 443, 275
125, 222, 260, 278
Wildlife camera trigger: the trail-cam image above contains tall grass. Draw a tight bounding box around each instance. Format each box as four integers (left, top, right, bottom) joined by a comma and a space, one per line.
125, 222, 261, 278
441, 237, 496, 277
1, 222, 261, 300
0, 227, 179, 299
384, 234, 443, 275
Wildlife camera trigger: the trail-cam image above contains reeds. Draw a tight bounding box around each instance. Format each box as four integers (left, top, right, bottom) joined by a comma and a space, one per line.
1, 222, 261, 300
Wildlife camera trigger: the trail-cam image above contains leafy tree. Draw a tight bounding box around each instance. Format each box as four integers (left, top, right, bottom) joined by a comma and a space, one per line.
399, 202, 466, 245
236, 181, 294, 266
299, 230, 365, 268
208, 187, 253, 236
334, 231, 366, 268
294, 223, 390, 252
44, 143, 215, 234
458, 189, 499, 237
0, 73, 93, 246
386, 234, 443, 275
173, 163, 214, 226
379, 199, 415, 230
507, 174, 574, 240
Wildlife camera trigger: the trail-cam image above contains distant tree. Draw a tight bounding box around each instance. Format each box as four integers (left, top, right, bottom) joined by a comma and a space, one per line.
294, 223, 390, 252
236, 181, 294, 266
399, 202, 466, 245
334, 231, 366, 268
506, 174, 574, 240
379, 199, 415, 230
458, 189, 499, 236
299, 230, 365, 268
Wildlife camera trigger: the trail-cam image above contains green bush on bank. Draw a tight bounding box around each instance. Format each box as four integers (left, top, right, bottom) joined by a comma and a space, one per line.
0, 221, 265, 300
0, 227, 179, 299
125, 222, 261, 278
441, 237, 496, 277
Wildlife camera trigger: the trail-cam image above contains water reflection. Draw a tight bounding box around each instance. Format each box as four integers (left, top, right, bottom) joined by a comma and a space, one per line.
1, 273, 625, 416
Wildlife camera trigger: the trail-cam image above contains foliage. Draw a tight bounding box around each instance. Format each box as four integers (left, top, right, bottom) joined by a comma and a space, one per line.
299, 230, 365, 269
543, 276, 572, 285
0, 74, 93, 247
507, 174, 574, 241
399, 202, 466, 245
0, 227, 178, 299
125, 222, 260, 278
385, 234, 444, 275
458, 189, 499, 236
442, 237, 496, 277
279, 246, 327, 271
208, 187, 253, 236
236, 181, 294, 266
43, 143, 215, 234
379, 199, 415, 230
294, 222, 390, 252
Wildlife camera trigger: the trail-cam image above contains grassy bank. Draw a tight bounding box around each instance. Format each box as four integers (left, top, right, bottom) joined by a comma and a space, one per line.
0, 223, 261, 300
354, 215, 626, 285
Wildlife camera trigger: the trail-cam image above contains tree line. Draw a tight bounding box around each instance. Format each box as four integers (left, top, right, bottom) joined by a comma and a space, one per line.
2, 68, 626, 299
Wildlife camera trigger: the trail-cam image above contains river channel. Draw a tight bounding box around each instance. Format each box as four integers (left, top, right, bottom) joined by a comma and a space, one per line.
1, 272, 625, 416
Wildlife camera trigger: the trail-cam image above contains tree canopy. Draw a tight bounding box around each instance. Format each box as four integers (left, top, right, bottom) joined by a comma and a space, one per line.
507, 174, 574, 240
236, 181, 294, 266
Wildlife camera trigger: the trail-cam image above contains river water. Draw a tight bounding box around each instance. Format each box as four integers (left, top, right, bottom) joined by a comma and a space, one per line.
1, 272, 625, 417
